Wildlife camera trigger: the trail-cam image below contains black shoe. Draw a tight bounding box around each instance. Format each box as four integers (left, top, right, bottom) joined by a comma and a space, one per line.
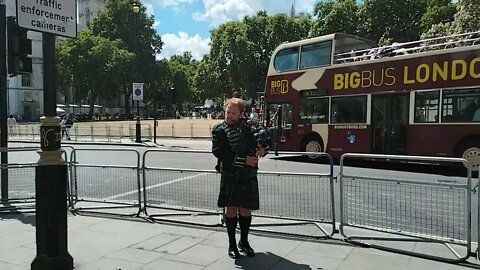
228, 245, 240, 259
238, 241, 255, 257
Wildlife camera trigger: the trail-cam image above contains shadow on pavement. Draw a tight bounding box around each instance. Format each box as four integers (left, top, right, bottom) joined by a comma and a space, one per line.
0, 204, 36, 226
234, 252, 313, 270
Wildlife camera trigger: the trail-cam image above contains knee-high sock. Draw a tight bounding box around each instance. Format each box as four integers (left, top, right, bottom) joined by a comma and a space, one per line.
225, 216, 238, 246
238, 215, 252, 243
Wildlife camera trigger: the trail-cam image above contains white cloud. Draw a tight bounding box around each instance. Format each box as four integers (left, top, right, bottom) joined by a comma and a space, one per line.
193, 0, 316, 26
144, 3, 155, 17
145, 0, 197, 9
158, 32, 211, 61
153, 20, 160, 28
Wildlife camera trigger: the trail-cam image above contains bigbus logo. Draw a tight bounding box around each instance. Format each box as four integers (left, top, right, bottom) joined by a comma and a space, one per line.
271, 80, 289, 94
321, 51, 480, 93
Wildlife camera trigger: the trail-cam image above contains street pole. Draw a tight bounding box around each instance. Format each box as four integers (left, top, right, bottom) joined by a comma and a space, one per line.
0, 0, 8, 201
153, 91, 157, 144
133, 2, 142, 143
31, 32, 73, 270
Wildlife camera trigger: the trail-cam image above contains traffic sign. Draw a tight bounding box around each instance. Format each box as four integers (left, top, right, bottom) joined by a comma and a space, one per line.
16, 0, 77, 38
132, 83, 144, 101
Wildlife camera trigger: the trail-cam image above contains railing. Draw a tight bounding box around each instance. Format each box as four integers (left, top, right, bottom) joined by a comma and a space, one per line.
1, 147, 479, 265
9, 121, 216, 142
339, 153, 474, 263
333, 31, 480, 64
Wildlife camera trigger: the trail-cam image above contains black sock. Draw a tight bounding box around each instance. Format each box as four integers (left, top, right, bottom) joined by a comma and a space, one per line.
225, 216, 238, 247
238, 215, 252, 244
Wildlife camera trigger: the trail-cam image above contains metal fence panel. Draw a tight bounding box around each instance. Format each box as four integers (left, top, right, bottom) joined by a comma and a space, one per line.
0, 147, 69, 213
142, 150, 335, 237
70, 149, 141, 216
339, 153, 473, 263
256, 172, 333, 222
0, 164, 37, 201
144, 169, 219, 212
343, 176, 468, 242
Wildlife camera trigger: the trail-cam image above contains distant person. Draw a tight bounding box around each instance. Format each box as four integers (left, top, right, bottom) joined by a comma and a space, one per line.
249, 107, 259, 125
63, 115, 75, 140
7, 115, 17, 137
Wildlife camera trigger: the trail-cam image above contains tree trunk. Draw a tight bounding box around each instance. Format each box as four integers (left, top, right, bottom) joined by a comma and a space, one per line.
89, 96, 94, 120
124, 93, 131, 116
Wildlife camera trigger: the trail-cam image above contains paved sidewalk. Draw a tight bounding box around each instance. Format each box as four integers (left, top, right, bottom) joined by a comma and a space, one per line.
0, 212, 476, 270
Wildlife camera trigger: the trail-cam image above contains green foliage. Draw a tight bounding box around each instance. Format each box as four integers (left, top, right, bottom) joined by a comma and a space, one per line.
207, 11, 312, 100
313, 0, 360, 36
422, 0, 478, 38
56, 0, 480, 109
89, 0, 164, 113
168, 52, 199, 105
359, 0, 428, 44
56, 29, 135, 116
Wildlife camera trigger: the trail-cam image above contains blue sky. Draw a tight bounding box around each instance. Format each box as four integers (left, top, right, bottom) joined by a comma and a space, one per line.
142, 0, 317, 60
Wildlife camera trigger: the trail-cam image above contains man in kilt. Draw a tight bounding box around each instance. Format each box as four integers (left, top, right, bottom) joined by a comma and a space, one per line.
212, 98, 269, 259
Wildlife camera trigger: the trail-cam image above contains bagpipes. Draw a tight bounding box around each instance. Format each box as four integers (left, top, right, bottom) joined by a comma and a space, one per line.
242, 104, 282, 156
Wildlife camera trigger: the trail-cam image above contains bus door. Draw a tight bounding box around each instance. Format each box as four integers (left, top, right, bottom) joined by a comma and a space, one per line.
371, 93, 409, 154
266, 103, 293, 149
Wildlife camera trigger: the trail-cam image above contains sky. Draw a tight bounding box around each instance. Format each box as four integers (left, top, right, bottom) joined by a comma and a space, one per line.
142, 0, 317, 61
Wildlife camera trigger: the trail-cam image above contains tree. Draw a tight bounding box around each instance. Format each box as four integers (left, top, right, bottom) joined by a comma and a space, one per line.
169, 52, 199, 106
359, 0, 428, 44
420, 0, 456, 32
313, 0, 361, 36
56, 29, 135, 118
90, 0, 164, 115
422, 0, 479, 38
208, 11, 312, 100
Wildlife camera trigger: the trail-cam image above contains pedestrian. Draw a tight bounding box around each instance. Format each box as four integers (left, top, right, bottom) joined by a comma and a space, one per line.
211, 97, 269, 259
60, 116, 67, 139
64, 114, 75, 140
7, 115, 17, 137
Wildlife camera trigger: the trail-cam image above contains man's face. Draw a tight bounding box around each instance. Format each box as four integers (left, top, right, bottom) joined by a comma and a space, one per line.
225, 104, 241, 125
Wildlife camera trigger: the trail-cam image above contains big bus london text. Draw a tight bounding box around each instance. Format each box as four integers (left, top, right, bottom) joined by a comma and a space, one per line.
263, 32, 480, 170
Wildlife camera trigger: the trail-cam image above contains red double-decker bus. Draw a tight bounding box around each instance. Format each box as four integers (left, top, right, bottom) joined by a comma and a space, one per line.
264, 32, 480, 170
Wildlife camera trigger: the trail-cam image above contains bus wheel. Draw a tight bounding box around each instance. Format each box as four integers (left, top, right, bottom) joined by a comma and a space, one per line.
302, 137, 323, 160
462, 146, 480, 172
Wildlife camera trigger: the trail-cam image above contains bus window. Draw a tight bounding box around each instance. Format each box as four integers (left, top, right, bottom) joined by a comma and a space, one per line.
331, 96, 367, 123
300, 97, 329, 124
442, 88, 480, 122
414, 91, 439, 123
300, 41, 332, 69
274, 47, 299, 72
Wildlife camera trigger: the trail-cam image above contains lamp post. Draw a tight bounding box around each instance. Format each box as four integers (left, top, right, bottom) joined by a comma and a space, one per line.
133, 1, 142, 143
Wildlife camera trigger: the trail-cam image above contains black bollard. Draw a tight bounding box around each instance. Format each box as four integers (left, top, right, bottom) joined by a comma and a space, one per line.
135, 116, 142, 143
31, 32, 73, 270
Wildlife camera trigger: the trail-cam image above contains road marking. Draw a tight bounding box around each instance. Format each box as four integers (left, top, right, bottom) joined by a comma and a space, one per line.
105, 172, 209, 200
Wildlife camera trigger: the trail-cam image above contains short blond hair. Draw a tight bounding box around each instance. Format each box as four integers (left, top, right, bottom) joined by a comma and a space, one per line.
224, 98, 245, 113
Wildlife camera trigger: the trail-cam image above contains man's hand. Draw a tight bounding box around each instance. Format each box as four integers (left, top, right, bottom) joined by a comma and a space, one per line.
256, 146, 266, 157
245, 156, 259, 166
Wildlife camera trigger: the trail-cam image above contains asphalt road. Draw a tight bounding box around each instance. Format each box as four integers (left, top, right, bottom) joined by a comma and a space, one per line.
2, 143, 479, 246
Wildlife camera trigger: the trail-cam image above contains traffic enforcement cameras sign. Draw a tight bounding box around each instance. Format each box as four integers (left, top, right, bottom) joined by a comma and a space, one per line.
16, 0, 77, 38
133, 83, 144, 101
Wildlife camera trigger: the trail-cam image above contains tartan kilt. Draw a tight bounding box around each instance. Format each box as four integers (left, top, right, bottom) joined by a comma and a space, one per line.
217, 169, 259, 210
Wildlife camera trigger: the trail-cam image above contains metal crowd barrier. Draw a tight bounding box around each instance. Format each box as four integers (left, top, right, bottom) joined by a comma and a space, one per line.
142, 149, 336, 239
339, 153, 474, 263
142, 149, 223, 227
69, 148, 142, 216
0, 146, 71, 213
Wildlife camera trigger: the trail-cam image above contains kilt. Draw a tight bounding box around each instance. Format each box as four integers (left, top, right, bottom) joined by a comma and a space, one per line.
217, 168, 259, 210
